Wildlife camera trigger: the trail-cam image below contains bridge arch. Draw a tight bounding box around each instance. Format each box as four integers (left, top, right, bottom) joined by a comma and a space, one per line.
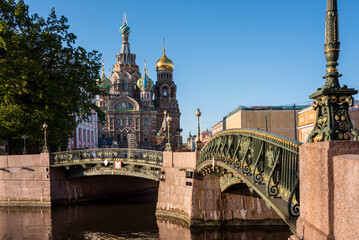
52, 148, 163, 181
197, 129, 301, 230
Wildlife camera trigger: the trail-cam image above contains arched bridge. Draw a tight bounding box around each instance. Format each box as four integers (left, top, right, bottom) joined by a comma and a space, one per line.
197, 129, 301, 230
51, 148, 163, 181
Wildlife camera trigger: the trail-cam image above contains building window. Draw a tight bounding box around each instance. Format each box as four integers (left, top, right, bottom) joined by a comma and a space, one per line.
129, 119, 132, 125
123, 119, 126, 125
117, 119, 120, 125
123, 135, 127, 142
144, 119, 148, 125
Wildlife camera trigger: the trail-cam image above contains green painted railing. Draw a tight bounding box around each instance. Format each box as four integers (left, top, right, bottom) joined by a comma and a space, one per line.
197, 129, 301, 229
51, 148, 163, 181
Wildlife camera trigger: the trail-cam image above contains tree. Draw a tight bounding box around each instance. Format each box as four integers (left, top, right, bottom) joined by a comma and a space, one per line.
0, 0, 104, 152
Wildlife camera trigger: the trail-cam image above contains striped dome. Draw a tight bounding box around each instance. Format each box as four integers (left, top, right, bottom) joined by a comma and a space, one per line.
137, 72, 153, 90
119, 23, 131, 35
98, 72, 111, 89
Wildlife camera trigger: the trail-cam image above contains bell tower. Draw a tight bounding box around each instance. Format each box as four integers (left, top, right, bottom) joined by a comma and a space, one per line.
154, 39, 181, 149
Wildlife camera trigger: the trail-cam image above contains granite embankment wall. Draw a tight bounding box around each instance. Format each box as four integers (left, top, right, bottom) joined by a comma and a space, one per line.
156, 151, 283, 226
0, 153, 51, 206
0, 153, 158, 206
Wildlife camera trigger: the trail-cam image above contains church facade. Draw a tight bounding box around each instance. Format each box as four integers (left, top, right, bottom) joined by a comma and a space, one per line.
97, 15, 181, 150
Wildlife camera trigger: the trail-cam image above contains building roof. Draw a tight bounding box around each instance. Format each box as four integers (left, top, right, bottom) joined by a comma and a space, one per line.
224, 105, 310, 119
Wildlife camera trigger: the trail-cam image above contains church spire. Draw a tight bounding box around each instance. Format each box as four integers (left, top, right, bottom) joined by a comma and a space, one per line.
124, 11, 127, 25
156, 38, 174, 70
102, 60, 105, 75
163, 37, 166, 53
117, 12, 136, 65
119, 11, 131, 47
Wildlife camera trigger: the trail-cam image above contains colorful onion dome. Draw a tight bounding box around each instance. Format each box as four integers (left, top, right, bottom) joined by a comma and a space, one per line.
156, 51, 174, 70
119, 12, 131, 35
98, 67, 111, 89
137, 66, 154, 90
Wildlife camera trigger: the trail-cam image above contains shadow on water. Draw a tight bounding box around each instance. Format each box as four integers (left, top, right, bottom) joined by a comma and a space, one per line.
0, 195, 292, 239
51, 195, 159, 239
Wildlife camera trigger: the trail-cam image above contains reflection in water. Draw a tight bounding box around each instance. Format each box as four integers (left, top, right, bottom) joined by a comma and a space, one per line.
158, 219, 291, 240
0, 208, 52, 240
51, 200, 159, 239
0, 201, 291, 239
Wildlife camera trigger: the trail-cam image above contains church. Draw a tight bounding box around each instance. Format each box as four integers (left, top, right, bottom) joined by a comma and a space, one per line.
97, 14, 181, 150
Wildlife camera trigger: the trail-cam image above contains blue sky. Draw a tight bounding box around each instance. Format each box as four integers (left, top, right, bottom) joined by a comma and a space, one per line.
25, 0, 359, 138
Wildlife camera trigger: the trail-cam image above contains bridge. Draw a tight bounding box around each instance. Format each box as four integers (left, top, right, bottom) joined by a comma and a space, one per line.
51, 148, 163, 181
197, 129, 300, 229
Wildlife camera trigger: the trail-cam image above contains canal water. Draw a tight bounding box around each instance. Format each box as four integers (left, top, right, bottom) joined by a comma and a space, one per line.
0, 200, 291, 239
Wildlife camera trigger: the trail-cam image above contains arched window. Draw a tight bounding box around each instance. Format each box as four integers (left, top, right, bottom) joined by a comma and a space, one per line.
163, 88, 168, 97
171, 87, 176, 98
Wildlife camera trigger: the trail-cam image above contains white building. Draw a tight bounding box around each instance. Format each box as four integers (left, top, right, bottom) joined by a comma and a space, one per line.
67, 109, 98, 150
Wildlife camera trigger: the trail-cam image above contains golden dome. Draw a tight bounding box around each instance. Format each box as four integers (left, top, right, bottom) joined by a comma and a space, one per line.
156, 51, 174, 70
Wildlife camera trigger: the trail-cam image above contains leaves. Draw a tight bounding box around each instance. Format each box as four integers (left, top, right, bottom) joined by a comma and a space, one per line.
0, 0, 104, 151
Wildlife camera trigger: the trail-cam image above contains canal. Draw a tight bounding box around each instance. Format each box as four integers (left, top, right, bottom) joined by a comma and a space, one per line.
0, 198, 292, 240
0, 194, 291, 240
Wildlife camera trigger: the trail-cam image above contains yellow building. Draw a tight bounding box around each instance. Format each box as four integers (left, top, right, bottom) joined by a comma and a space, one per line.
297, 107, 316, 142
223, 106, 307, 141
298, 103, 359, 142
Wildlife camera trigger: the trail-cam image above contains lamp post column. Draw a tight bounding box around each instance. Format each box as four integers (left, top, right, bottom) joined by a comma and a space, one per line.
196, 108, 202, 151
42, 122, 49, 153
165, 115, 172, 151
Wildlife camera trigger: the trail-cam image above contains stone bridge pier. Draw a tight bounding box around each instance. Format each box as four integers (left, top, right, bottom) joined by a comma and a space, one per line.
290, 141, 359, 240
156, 152, 284, 227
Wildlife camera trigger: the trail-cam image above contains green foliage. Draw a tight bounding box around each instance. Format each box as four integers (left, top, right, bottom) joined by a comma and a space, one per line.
0, 0, 104, 151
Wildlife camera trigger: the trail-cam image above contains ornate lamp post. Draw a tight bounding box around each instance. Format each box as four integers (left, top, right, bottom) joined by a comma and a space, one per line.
307, 0, 359, 142
165, 115, 172, 151
196, 108, 202, 151
42, 122, 49, 153
21, 135, 27, 155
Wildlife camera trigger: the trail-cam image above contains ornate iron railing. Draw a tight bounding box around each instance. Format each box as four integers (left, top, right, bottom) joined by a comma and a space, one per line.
51, 148, 163, 181
197, 129, 301, 228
